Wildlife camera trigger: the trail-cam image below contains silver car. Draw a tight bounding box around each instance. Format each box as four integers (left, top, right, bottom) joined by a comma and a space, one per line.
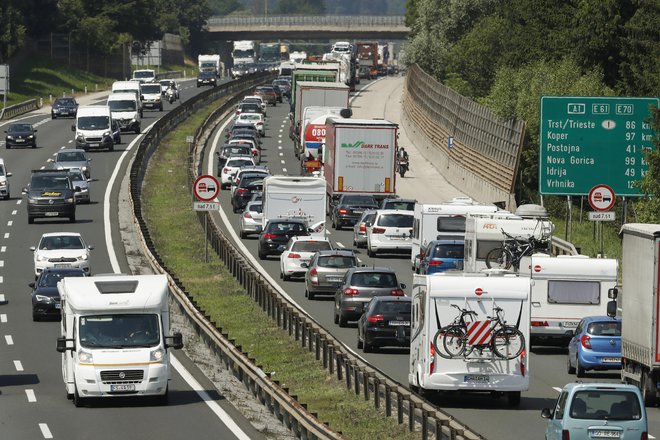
302, 250, 358, 300
239, 201, 263, 238
352, 209, 377, 248
67, 168, 91, 204
48, 149, 92, 179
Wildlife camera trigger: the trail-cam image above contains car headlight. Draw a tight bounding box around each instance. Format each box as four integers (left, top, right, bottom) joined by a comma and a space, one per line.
81, 166, 88, 172
28, 197, 37, 204
66, 197, 74, 203
78, 254, 88, 261
78, 350, 94, 364
6, 136, 13, 140
27, 135, 34, 139
0, 181, 6, 188
103, 131, 111, 137
76, 133, 85, 141
36, 254, 49, 262
150, 348, 165, 362
34, 294, 53, 303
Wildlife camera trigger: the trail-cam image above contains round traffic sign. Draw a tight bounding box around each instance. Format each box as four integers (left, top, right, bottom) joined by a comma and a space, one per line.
588, 184, 615, 212
194, 175, 220, 201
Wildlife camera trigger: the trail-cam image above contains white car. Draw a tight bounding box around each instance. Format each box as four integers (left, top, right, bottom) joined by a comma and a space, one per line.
228, 138, 260, 164
239, 201, 263, 238
242, 95, 267, 115
30, 232, 93, 278
280, 236, 334, 281
236, 113, 265, 136
220, 156, 255, 189
0, 158, 12, 200
366, 210, 414, 258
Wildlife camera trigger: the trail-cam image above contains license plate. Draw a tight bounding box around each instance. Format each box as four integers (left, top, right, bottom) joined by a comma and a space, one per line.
389, 321, 410, 326
89, 143, 99, 147
327, 277, 343, 282
110, 384, 136, 392
589, 430, 621, 438
353, 210, 363, 214
602, 357, 621, 363
464, 375, 489, 383
16, 139, 25, 142
54, 264, 71, 268
563, 321, 579, 328
45, 212, 59, 216
55, 303, 61, 309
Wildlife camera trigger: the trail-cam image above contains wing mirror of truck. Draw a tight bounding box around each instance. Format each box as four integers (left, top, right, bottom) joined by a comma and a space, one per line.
56, 337, 75, 353
608, 287, 618, 299
165, 332, 184, 350
607, 300, 618, 318
71, 124, 76, 132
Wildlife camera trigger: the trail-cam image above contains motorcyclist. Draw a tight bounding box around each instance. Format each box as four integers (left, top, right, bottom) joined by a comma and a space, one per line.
165, 83, 176, 103
398, 147, 409, 162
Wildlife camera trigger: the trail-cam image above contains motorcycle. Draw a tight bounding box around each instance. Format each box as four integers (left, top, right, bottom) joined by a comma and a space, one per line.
397, 156, 409, 177
165, 87, 176, 104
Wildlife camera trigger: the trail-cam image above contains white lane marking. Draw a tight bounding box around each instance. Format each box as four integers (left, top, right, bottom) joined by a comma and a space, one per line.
39, 166, 45, 170
1, 246, 5, 252
1, 314, 6, 322
278, 140, 282, 143
15, 199, 21, 205
0, 261, 4, 267
336, 242, 345, 248
649, 435, 656, 440
279, 152, 283, 156
0, 294, 5, 302
552, 387, 562, 393
278, 146, 282, 150
6, 221, 12, 227
39, 423, 53, 439
11, 210, 16, 215
0, 275, 3, 283
68, 140, 73, 143
279, 129, 283, 132
14, 360, 23, 371
282, 168, 287, 173
171, 355, 251, 440
26, 389, 37, 402
278, 134, 282, 138
280, 160, 285, 164
3, 233, 8, 238
5, 335, 14, 345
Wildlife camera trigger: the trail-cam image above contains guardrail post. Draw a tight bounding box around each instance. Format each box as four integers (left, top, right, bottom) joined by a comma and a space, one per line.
385, 384, 392, 417
363, 372, 369, 401
397, 393, 404, 424
314, 334, 320, 360
373, 377, 380, 409
409, 400, 415, 432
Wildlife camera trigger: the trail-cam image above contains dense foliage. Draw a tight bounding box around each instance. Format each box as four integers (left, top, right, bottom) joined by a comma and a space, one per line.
404, 0, 660, 207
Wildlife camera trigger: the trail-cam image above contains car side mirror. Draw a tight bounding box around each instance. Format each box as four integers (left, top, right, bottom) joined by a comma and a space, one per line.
88, 245, 94, 250
28, 282, 35, 288
255, 226, 263, 233
300, 262, 309, 269
74, 186, 81, 192
34, 129, 37, 133
165, 332, 184, 350
56, 337, 75, 353
540, 408, 552, 419
6, 172, 11, 177
22, 187, 28, 194
607, 300, 617, 318
400, 283, 407, 289
71, 125, 75, 132
29, 246, 36, 252
47, 158, 54, 163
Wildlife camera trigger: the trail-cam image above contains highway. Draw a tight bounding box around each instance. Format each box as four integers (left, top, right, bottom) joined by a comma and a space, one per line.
0, 81, 264, 440
200, 75, 660, 440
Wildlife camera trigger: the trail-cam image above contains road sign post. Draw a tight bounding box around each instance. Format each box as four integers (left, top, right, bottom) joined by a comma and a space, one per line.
193, 175, 220, 262
587, 184, 616, 257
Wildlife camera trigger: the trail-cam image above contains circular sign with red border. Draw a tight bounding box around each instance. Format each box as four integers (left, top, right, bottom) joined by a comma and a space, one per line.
194, 175, 220, 202
588, 184, 615, 212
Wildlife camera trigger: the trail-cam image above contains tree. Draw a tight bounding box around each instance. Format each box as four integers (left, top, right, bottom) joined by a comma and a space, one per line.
0, 1, 26, 62
632, 108, 660, 222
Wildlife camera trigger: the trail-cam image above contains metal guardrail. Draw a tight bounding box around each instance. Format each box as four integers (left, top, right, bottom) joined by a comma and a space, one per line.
550, 236, 579, 256
156, 71, 184, 80
208, 15, 407, 27
0, 99, 39, 121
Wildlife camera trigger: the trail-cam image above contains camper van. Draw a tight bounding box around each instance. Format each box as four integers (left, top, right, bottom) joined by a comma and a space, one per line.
411, 198, 500, 272
409, 272, 531, 406
520, 253, 618, 344
56, 274, 183, 407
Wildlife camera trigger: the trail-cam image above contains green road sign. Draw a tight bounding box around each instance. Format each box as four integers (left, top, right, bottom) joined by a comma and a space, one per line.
539, 96, 659, 196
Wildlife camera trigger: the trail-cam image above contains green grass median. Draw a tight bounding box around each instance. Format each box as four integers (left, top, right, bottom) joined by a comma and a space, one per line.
142, 99, 420, 440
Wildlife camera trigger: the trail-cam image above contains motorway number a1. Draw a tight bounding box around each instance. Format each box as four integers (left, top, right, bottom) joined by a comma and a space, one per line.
193, 202, 219, 211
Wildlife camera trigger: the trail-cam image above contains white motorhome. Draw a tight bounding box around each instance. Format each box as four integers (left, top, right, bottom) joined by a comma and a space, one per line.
107, 92, 141, 134
111, 81, 143, 113
520, 253, 618, 344
261, 175, 327, 235
409, 272, 531, 406
463, 214, 554, 272
411, 198, 501, 272
72, 105, 115, 152
56, 274, 183, 407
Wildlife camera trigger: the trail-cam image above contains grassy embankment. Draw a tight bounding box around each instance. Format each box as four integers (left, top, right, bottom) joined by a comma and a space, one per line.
142, 98, 419, 440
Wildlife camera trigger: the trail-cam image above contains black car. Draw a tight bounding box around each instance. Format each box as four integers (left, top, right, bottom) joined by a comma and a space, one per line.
331, 194, 379, 230
231, 174, 264, 213
257, 219, 311, 259
22, 169, 78, 224
357, 295, 412, 352
197, 71, 217, 87
5, 123, 37, 149
272, 79, 291, 97
51, 97, 79, 119
216, 144, 253, 174
271, 84, 283, 103
30, 267, 86, 321
226, 124, 262, 143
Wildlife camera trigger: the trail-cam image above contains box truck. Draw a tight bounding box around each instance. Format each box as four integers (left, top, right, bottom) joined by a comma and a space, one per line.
198, 54, 221, 76
323, 117, 398, 208
232, 40, 256, 65
520, 253, 618, 344
408, 272, 531, 406
289, 64, 340, 115
56, 274, 183, 407
261, 175, 327, 235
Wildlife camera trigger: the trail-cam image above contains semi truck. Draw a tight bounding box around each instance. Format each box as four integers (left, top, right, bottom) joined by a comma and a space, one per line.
323, 117, 398, 208
289, 64, 340, 113
56, 274, 183, 407
232, 40, 257, 65
261, 175, 327, 235
260, 42, 280, 63
299, 106, 345, 165
355, 41, 379, 78
198, 54, 221, 76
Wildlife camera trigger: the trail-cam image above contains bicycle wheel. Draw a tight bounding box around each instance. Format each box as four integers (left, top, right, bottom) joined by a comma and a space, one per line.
433, 326, 461, 359
485, 248, 513, 270
442, 325, 467, 358
492, 326, 525, 359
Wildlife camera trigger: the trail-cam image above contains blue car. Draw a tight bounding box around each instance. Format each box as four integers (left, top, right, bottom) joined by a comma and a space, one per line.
418, 240, 464, 274
542, 382, 647, 440
567, 315, 621, 377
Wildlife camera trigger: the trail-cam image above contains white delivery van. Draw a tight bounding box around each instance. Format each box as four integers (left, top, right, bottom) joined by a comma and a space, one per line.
132, 69, 156, 83
56, 274, 183, 407
262, 175, 327, 234
140, 82, 164, 112
518, 253, 618, 344
72, 105, 115, 152
112, 81, 143, 115
107, 92, 141, 134
411, 198, 501, 272
463, 213, 554, 272
409, 272, 531, 406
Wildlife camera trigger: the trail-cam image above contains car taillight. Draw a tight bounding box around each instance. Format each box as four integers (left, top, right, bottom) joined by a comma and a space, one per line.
428, 260, 443, 266
243, 212, 252, 219
390, 289, 404, 296
420, 249, 425, 259
367, 314, 384, 323
288, 253, 301, 259
531, 321, 549, 327
562, 430, 570, 440
338, 208, 348, 214
372, 227, 386, 234
263, 233, 276, 239
223, 167, 231, 173
344, 288, 359, 296
581, 335, 592, 349
359, 224, 366, 232
641, 432, 648, 440
237, 188, 247, 194
310, 268, 318, 276
520, 348, 526, 377
430, 343, 435, 374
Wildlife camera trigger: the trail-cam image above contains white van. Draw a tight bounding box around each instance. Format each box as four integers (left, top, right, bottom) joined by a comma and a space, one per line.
132, 69, 156, 83
111, 81, 143, 114
409, 272, 531, 406
72, 105, 115, 151
107, 93, 141, 134
56, 274, 183, 406
520, 253, 618, 344
411, 198, 501, 272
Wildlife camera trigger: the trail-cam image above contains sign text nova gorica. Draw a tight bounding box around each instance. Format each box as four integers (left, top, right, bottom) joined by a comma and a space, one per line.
539, 96, 659, 196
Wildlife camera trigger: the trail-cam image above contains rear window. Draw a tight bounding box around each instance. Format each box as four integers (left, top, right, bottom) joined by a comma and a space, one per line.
432, 244, 464, 259
267, 222, 307, 233
350, 272, 398, 288
377, 214, 413, 228
247, 203, 262, 213
383, 201, 415, 211
227, 159, 253, 167
548, 280, 600, 305
291, 241, 332, 252
373, 301, 411, 315
437, 216, 466, 233
318, 255, 356, 268
587, 321, 621, 336
570, 390, 642, 420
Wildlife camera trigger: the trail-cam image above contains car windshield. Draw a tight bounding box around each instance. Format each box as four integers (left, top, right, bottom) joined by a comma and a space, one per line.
39, 235, 84, 250
291, 241, 332, 253
351, 272, 398, 288
342, 195, 377, 205
141, 85, 161, 94
383, 201, 416, 211
108, 100, 136, 112
55, 99, 75, 105
570, 390, 642, 420
318, 255, 356, 268
268, 222, 307, 233
0, 164, 5, 176
133, 71, 154, 79
38, 270, 85, 287
77, 116, 109, 130
247, 203, 263, 213
79, 314, 160, 348
68, 170, 85, 181
57, 151, 86, 162
8, 124, 32, 133
377, 214, 414, 228
587, 321, 621, 336
223, 147, 251, 156
373, 300, 411, 314
31, 175, 70, 190
432, 244, 464, 259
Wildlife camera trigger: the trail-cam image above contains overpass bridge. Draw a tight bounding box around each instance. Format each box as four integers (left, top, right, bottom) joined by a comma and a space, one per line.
206, 15, 410, 41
